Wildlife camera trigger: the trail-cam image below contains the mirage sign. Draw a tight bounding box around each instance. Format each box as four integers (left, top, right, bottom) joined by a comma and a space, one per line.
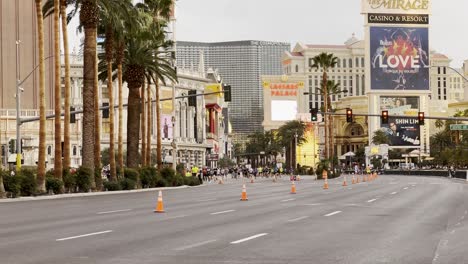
370, 26, 429, 90
361, 0, 431, 15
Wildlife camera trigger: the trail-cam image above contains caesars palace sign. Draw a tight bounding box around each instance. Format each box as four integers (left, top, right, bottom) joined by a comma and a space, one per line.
361, 0, 431, 14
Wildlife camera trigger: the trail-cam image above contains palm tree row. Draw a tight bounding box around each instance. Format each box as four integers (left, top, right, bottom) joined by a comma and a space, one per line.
36, 0, 177, 191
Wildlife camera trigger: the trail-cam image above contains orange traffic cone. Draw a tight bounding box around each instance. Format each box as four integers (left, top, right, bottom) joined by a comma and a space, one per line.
291, 181, 297, 194
296, 175, 301, 181
323, 177, 329, 190
240, 184, 248, 201
154, 190, 165, 213
352, 175, 356, 184
342, 175, 348, 187
218, 178, 224, 184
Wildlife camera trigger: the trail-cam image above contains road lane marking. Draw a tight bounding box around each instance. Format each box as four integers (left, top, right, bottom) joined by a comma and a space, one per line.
198, 198, 217, 202
175, 240, 217, 251
210, 210, 235, 215
403, 187, 408, 190
97, 209, 132, 215
367, 199, 377, 203
160, 215, 188, 221
450, 230, 456, 234
281, 198, 296, 202
324, 211, 342, 217
391, 192, 398, 195
287, 216, 309, 222
304, 203, 322, 206
230, 233, 268, 244
56, 230, 113, 241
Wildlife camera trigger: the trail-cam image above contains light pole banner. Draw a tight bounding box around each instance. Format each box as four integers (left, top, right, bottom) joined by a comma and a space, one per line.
361, 0, 431, 15
370, 26, 429, 90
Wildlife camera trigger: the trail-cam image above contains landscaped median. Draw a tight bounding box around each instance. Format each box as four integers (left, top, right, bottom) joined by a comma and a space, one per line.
0, 166, 201, 201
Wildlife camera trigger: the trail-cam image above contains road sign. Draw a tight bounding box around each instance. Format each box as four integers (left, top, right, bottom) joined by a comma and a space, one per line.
450, 124, 468, 131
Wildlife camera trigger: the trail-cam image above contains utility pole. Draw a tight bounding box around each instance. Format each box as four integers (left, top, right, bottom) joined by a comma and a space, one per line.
15, 40, 22, 172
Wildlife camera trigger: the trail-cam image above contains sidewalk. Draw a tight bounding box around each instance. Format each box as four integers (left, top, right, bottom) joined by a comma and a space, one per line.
0, 184, 203, 203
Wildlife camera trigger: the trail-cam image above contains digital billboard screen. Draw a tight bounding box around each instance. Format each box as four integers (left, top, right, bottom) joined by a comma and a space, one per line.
380, 96, 420, 147
370, 27, 429, 90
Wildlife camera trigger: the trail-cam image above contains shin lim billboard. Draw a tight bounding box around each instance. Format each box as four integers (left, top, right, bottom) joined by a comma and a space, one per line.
370, 26, 429, 90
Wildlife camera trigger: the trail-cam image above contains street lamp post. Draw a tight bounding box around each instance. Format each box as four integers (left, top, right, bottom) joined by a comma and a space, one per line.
294, 132, 298, 173
171, 116, 177, 172
15, 40, 23, 171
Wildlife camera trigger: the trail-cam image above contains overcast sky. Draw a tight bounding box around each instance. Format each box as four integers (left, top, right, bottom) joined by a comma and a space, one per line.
68, 0, 467, 67
174, 0, 467, 67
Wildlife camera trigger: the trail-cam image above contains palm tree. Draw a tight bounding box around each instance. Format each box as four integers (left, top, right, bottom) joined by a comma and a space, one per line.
136, 0, 174, 169
277, 121, 307, 171
53, 0, 63, 180
60, 0, 72, 171
117, 40, 125, 175
372, 130, 390, 145
435, 119, 444, 131
310, 52, 338, 164
80, 0, 99, 187
146, 77, 152, 165
36, 0, 47, 193
141, 78, 147, 167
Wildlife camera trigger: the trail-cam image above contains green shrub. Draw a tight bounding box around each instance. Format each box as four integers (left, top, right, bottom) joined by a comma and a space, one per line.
155, 176, 168, 187
19, 169, 37, 196
184, 176, 201, 186
45, 169, 55, 179
139, 167, 158, 188
171, 174, 185, 186
160, 167, 175, 183
76, 167, 93, 192
4, 174, 21, 197
103, 180, 122, 191
46, 177, 64, 194
63, 170, 77, 193
119, 178, 136, 190
124, 168, 139, 183
316, 160, 330, 180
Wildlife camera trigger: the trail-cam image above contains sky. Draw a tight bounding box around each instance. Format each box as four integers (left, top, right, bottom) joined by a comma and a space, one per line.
174, 0, 468, 67
69, 0, 467, 67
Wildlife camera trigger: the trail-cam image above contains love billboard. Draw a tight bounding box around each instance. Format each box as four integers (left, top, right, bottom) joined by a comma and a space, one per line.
370, 26, 429, 90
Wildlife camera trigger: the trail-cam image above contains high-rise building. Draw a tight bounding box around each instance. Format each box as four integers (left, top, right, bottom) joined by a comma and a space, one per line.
176, 40, 290, 141
0, 1, 55, 109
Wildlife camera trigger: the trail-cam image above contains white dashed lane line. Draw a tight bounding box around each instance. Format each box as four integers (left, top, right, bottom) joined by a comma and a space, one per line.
175, 240, 217, 251
287, 216, 309, 222
97, 209, 132, 215
324, 211, 342, 217
56, 230, 113, 242
230, 233, 268, 244
367, 199, 377, 203
210, 210, 235, 215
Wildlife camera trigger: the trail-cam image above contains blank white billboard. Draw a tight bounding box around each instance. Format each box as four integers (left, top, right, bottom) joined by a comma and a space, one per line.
271, 100, 297, 121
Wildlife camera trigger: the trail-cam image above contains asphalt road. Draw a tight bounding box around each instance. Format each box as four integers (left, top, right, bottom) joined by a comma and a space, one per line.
1, 174, 468, 264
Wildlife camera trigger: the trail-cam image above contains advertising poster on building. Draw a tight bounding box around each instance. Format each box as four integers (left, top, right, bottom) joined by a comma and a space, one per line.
380, 96, 420, 147
370, 26, 429, 90
161, 114, 173, 141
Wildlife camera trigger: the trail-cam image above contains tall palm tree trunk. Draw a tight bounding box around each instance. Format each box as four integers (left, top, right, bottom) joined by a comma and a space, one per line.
94, 45, 101, 189
141, 81, 147, 167
106, 27, 116, 181
127, 86, 141, 168
80, 0, 97, 188
53, 0, 63, 180
117, 42, 124, 176
61, 0, 71, 170
156, 80, 162, 168
35, 0, 46, 193
146, 78, 152, 166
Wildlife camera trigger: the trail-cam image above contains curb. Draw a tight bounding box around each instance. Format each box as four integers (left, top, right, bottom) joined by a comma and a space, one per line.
0, 184, 207, 203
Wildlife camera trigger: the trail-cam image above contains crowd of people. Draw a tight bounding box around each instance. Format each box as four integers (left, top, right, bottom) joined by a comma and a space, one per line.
186, 166, 294, 184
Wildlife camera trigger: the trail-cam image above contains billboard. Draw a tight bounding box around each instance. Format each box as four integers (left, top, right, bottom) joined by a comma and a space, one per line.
361, 0, 431, 15
380, 96, 420, 147
161, 114, 173, 140
370, 27, 429, 90
271, 100, 297, 121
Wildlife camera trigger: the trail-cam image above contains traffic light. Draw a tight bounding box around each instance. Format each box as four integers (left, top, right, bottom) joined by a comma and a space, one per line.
8, 139, 16, 154
188, 90, 197, 107
310, 106, 318, 122
346, 108, 353, 123
224, 85, 231, 102
70, 107, 76, 124
381, 110, 388, 124
418, 112, 425, 125
102, 102, 109, 118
